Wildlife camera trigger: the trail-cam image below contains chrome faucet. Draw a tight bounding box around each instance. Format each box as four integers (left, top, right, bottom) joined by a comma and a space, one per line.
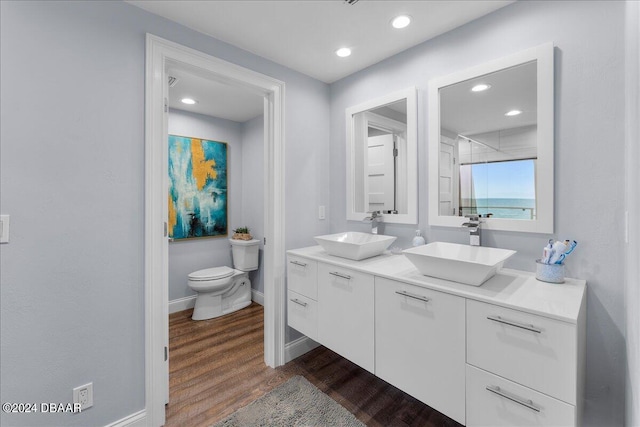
363, 211, 383, 234
462, 215, 481, 246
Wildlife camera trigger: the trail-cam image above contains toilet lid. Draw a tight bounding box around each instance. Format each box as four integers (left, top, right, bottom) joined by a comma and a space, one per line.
188, 266, 235, 281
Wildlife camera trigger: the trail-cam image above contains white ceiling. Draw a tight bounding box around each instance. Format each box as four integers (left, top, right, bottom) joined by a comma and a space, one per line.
131, 0, 515, 121
128, 0, 513, 84
167, 67, 264, 122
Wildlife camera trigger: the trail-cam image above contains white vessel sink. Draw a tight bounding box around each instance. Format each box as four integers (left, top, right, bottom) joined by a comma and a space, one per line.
314, 232, 397, 261
403, 242, 516, 286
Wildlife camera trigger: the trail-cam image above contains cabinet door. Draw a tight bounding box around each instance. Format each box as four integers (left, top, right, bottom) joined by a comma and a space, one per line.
317, 263, 374, 373
287, 255, 317, 299
467, 299, 577, 404
375, 277, 466, 425
287, 290, 318, 341
466, 364, 576, 427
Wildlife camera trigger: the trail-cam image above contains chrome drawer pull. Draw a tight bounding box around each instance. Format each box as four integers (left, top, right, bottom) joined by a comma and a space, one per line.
289, 260, 307, 267
486, 385, 541, 413
487, 315, 542, 334
329, 271, 352, 280
395, 290, 431, 303
290, 298, 308, 307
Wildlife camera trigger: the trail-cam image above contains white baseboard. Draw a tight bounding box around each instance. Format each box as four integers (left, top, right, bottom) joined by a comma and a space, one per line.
169, 290, 263, 314
168, 295, 196, 314
252, 289, 264, 306
104, 410, 146, 427
284, 335, 320, 363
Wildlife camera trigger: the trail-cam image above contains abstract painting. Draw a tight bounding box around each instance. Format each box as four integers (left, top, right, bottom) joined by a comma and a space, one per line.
168, 135, 228, 240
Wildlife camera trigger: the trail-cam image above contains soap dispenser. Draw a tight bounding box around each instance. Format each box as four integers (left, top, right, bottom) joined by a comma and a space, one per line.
412, 230, 426, 247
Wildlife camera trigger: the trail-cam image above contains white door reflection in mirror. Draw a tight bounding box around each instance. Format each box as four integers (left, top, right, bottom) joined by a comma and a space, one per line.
368, 134, 395, 213
439, 139, 458, 216
428, 43, 554, 233
347, 88, 417, 224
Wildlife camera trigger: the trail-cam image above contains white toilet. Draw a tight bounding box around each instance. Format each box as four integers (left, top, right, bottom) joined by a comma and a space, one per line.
187, 238, 260, 321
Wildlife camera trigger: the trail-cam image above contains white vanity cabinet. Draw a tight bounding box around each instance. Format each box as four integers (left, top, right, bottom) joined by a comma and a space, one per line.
375, 277, 466, 425
317, 263, 375, 373
286, 246, 586, 427
286, 255, 318, 341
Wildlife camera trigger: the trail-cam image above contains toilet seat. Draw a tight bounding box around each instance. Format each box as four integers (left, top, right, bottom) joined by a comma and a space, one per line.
188, 266, 235, 281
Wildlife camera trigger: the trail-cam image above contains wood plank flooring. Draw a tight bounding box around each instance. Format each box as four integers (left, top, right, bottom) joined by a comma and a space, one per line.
166, 303, 463, 427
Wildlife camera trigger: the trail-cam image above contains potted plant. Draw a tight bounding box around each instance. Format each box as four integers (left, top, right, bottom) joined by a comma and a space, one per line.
232, 226, 252, 241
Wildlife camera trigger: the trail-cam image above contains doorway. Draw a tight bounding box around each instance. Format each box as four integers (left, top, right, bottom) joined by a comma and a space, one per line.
144, 34, 286, 426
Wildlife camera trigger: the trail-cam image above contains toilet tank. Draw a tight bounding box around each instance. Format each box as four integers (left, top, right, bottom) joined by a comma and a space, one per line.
229, 238, 260, 271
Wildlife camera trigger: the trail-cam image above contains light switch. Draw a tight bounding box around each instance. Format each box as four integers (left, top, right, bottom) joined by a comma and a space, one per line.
0, 215, 9, 243
318, 206, 326, 220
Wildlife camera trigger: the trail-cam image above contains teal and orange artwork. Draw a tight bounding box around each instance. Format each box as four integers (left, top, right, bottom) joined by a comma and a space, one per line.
168, 135, 228, 239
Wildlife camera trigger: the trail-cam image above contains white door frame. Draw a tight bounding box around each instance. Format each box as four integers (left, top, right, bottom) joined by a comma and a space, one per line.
144, 34, 286, 426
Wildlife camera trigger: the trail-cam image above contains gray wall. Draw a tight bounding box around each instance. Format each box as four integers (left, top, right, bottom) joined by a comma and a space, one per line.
0, 1, 329, 426
329, 1, 627, 425
625, 2, 640, 426
241, 115, 265, 295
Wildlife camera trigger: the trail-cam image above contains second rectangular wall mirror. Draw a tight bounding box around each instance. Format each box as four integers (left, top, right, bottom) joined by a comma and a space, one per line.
428, 43, 554, 233
346, 87, 418, 224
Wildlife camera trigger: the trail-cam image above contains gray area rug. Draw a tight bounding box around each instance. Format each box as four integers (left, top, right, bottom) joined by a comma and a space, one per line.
212, 375, 366, 427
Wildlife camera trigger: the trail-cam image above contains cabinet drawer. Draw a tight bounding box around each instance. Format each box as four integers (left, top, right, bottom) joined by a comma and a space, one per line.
466, 364, 576, 427
375, 277, 466, 425
287, 255, 317, 299
467, 300, 577, 404
317, 263, 374, 373
287, 290, 317, 341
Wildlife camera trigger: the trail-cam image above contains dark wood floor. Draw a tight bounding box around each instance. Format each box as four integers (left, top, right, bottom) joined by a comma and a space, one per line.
166, 302, 462, 427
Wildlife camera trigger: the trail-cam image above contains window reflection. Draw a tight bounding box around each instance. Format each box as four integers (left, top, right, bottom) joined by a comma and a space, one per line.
459, 159, 536, 220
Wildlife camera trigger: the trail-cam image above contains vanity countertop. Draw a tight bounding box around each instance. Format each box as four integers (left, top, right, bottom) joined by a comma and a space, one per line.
287, 245, 586, 324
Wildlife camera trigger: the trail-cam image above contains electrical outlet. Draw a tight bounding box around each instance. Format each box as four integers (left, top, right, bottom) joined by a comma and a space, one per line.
0, 215, 9, 243
73, 382, 93, 410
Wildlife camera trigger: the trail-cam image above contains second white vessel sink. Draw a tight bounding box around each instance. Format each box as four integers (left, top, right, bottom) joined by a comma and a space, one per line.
314, 231, 396, 261
403, 242, 516, 286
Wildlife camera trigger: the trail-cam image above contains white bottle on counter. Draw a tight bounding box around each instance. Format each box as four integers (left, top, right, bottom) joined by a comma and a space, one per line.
412, 230, 426, 246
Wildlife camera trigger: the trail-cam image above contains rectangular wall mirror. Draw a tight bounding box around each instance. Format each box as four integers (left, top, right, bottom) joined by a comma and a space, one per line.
428, 43, 554, 233
346, 87, 418, 224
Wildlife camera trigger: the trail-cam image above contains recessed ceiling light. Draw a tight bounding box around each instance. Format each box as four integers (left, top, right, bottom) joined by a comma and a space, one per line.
181, 98, 197, 105
336, 47, 352, 58
471, 84, 491, 92
391, 15, 411, 29
505, 110, 522, 116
